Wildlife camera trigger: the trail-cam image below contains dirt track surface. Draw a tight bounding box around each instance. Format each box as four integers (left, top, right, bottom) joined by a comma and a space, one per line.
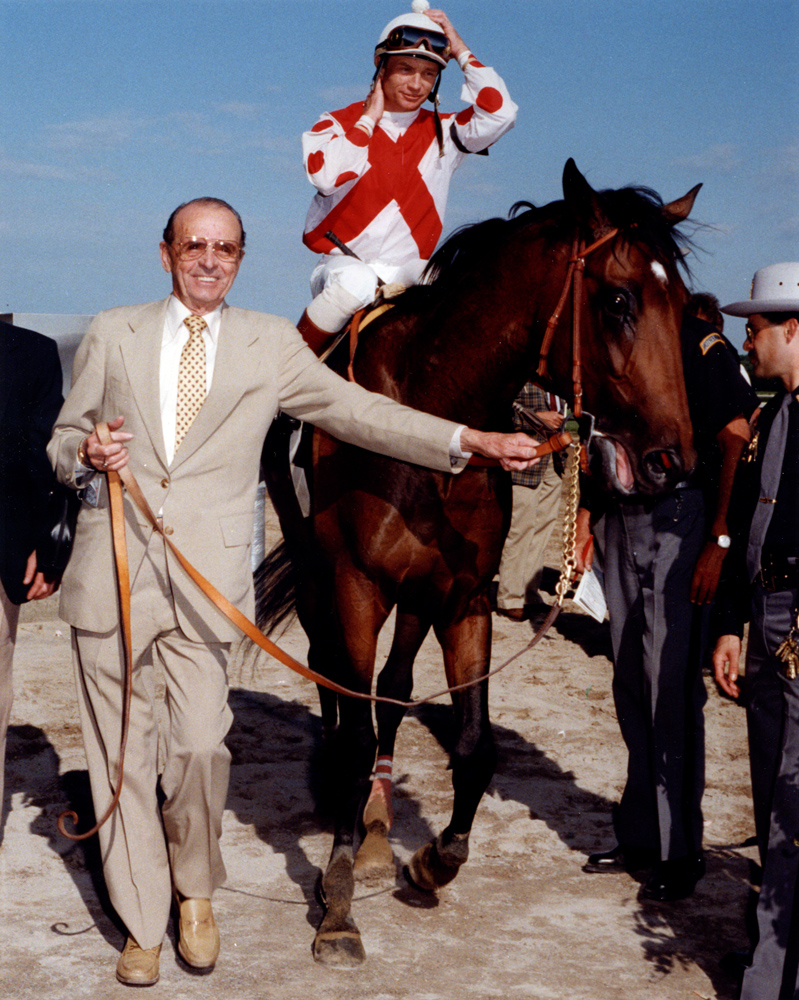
0, 511, 758, 1000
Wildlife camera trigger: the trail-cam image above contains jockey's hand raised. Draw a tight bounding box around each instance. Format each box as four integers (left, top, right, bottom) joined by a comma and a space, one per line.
424, 9, 469, 61
460, 429, 543, 472
364, 71, 385, 124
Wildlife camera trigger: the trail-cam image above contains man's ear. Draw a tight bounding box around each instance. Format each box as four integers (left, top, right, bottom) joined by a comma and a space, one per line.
784, 317, 799, 342
160, 242, 173, 274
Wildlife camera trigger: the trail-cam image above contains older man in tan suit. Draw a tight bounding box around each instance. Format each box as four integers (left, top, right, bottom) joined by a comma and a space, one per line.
48, 197, 538, 986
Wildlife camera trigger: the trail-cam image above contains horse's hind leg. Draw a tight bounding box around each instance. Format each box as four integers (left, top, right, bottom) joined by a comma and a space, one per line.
408, 603, 497, 891
354, 609, 431, 884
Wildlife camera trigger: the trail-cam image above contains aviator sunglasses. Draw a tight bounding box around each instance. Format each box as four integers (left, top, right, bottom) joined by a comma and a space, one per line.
171, 238, 244, 263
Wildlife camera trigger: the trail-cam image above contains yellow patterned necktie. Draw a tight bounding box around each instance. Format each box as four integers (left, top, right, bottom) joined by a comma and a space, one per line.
174, 314, 207, 452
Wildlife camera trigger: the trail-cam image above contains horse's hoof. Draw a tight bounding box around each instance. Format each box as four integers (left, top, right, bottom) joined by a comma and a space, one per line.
407, 835, 467, 891
353, 826, 396, 886
406, 845, 440, 892
312, 928, 366, 967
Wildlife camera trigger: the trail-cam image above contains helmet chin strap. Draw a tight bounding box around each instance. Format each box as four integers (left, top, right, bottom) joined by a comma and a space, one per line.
371, 54, 386, 86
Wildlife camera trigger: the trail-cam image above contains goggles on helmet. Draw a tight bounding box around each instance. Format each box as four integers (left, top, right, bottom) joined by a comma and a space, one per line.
376, 24, 450, 66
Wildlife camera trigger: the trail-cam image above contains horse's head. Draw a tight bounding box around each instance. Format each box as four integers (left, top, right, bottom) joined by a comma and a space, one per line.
538, 159, 699, 496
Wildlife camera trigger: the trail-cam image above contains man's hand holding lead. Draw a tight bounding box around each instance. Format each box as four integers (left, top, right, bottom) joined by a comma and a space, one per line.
82, 415, 133, 472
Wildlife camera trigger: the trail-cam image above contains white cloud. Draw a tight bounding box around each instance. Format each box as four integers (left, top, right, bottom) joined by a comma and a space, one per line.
44, 112, 152, 151
0, 151, 116, 182
671, 143, 741, 172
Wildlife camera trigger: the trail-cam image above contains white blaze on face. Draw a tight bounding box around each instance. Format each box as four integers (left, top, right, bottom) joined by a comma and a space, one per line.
651, 261, 668, 286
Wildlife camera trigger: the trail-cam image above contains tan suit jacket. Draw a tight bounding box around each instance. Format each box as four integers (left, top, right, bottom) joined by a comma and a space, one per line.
48, 298, 460, 642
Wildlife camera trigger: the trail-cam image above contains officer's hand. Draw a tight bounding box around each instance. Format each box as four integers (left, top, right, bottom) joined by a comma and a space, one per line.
690, 541, 726, 604
712, 634, 742, 699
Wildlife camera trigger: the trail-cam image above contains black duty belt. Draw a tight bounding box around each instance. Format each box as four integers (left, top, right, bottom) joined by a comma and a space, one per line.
758, 550, 799, 592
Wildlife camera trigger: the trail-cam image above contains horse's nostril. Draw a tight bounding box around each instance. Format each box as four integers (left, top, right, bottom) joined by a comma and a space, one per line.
643, 449, 683, 483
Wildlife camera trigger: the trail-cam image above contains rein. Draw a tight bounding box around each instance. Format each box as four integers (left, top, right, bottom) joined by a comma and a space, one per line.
536, 228, 619, 418
58, 420, 577, 839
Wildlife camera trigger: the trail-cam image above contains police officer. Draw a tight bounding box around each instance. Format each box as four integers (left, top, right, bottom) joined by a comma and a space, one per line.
713, 262, 799, 1000
580, 306, 757, 901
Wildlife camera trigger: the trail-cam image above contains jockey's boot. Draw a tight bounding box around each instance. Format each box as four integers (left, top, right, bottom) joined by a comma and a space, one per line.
297, 309, 335, 357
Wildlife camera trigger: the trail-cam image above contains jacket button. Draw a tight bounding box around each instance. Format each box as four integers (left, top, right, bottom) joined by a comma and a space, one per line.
160, 479, 169, 489
163, 526, 174, 536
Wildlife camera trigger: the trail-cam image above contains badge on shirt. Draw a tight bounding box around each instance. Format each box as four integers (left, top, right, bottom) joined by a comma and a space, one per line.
699, 332, 724, 355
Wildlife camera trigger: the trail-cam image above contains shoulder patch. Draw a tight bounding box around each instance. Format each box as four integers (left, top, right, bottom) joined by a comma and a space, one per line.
699, 332, 724, 355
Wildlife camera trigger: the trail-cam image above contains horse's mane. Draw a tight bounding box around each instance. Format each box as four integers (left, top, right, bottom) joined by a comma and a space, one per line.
392, 184, 694, 315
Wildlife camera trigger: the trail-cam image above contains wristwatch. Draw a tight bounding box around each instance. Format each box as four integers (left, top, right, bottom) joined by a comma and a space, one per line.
711, 534, 731, 549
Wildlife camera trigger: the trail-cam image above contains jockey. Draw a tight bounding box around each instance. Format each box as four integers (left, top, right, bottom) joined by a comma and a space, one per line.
298, 1, 518, 353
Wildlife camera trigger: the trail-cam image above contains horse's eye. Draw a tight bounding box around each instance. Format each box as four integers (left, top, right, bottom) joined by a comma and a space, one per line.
603, 288, 635, 325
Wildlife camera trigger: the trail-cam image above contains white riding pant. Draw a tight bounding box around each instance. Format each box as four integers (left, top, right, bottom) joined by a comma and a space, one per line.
307, 254, 426, 333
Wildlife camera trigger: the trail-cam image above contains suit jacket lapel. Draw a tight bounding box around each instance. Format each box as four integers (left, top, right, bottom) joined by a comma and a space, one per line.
119, 299, 169, 470
169, 306, 263, 472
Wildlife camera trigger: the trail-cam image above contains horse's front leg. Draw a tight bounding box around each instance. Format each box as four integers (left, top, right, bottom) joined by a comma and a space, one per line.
313, 564, 391, 967
408, 597, 497, 891
354, 608, 431, 884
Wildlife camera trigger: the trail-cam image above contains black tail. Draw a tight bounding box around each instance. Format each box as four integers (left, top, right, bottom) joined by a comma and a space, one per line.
254, 539, 297, 634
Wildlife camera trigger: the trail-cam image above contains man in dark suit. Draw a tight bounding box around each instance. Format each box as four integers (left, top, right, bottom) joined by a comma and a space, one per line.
0, 319, 77, 837
712, 262, 799, 1000
48, 196, 539, 986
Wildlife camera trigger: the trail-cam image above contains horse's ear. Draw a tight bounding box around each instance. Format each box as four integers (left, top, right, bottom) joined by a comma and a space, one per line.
562, 158, 612, 238
662, 183, 702, 224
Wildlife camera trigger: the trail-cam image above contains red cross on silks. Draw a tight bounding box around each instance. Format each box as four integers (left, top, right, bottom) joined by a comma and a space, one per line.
303, 108, 443, 260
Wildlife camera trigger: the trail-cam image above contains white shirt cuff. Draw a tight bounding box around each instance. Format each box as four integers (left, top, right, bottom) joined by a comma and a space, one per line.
448, 425, 471, 471
355, 115, 375, 137
456, 49, 472, 70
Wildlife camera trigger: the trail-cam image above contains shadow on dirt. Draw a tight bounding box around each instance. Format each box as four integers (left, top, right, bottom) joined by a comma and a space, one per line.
225, 687, 331, 932
630, 846, 758, 1000
4, 724, 125, 949
407, 699, 754, 1000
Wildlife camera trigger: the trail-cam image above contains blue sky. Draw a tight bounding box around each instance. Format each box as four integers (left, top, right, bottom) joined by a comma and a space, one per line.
2, 0, 797, 348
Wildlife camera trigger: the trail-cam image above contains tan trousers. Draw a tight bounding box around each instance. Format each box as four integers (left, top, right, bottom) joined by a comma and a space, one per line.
497, 467, 563, 609
72, 539, 231, 949
0, 579, 20, 826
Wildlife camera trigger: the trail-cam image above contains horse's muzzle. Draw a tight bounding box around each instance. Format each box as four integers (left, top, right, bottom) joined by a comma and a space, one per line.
640, 447, 687, 493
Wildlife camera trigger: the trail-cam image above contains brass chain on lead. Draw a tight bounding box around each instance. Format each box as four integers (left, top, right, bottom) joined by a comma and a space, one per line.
555, 438, 581, 606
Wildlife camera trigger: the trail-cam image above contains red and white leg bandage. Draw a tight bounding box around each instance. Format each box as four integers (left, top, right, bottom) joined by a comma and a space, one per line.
373, 755, 393, 780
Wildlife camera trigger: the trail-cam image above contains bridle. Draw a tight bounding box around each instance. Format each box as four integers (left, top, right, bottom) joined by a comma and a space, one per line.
535, 227, 620, 419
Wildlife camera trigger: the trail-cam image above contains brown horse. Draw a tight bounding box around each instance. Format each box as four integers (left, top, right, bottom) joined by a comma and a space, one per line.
258, 159, 700, 966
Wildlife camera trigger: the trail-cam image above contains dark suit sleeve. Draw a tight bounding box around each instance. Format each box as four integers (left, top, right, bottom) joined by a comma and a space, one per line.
0, 327, 78, 602
28, 339, 79, 579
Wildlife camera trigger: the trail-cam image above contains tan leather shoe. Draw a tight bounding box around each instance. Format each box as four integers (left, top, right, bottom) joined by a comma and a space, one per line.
177, 897, 219, 969
115, 937, 161, 986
